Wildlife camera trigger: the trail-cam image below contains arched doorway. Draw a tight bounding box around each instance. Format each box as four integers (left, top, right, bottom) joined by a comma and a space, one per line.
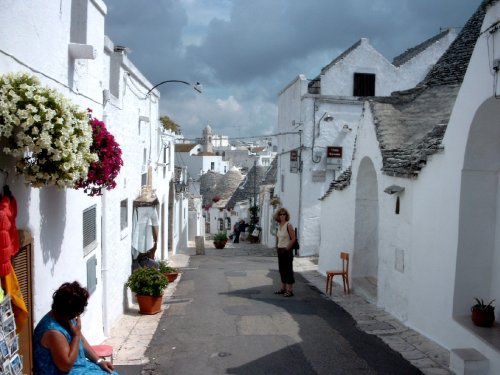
454, 98, 500, 325
353, 157, 379, 302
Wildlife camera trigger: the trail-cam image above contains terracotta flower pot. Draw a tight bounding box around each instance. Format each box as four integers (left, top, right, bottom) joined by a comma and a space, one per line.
136, 294, 163, 315
213, 240, 227, 249
471, 306, 495, 327
164, 272, 179, 283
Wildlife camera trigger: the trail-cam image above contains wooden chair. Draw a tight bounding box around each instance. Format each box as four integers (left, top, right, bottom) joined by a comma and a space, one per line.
325, 252, 350, 295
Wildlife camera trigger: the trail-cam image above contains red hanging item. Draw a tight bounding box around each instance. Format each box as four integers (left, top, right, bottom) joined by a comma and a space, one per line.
0, 197, 14, 276
7, 196, 18, 256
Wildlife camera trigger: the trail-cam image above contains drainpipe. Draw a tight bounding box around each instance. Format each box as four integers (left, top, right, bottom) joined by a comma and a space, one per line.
298, 129, 303, 254
101, 123, 110, 337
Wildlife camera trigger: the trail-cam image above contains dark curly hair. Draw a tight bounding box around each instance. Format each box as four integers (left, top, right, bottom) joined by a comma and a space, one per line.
52, 281, 89, 319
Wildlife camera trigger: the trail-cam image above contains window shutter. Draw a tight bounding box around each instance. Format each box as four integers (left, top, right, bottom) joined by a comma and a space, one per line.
86, 255, 97, 294
83, 205, 97, 255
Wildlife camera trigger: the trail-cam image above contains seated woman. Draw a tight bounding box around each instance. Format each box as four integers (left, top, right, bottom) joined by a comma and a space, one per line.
33, 281, 118, 374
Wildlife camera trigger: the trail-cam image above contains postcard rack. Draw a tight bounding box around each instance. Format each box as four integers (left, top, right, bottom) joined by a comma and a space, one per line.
0, 295, 22, 375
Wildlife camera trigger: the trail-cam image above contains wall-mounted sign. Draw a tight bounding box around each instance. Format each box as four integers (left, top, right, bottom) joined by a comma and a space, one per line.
326, 146, 342, 171
312, 171, 326, 182
327, 146, 342, 158
290, 149, 299, 173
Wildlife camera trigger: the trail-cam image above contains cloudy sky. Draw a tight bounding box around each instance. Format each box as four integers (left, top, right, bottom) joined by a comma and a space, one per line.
104, 0, 482, 140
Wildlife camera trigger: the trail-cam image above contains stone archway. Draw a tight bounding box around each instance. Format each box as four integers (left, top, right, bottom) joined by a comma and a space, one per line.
353, 157, 379, 302
454, 98, 500, 327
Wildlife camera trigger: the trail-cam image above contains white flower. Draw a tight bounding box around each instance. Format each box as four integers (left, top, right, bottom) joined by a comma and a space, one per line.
0, 72, 97, 188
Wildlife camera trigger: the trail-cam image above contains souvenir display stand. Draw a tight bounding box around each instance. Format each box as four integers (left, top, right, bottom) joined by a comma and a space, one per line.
0, 295, 23, 374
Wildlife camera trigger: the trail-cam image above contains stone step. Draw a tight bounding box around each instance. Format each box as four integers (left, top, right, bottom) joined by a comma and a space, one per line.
450, 348, 489, 375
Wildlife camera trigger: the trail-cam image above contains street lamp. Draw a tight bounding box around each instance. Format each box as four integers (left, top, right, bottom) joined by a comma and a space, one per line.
312, 112, 334, 163
145, 80, 203, 97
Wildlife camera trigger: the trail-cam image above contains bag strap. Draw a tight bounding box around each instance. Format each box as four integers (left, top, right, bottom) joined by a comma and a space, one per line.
287, 223, 294, 240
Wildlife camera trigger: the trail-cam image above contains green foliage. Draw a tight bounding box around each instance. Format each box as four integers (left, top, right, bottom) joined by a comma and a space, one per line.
213, 231, 228, 241
473, 298, 495, 310
160, 115, 181, 134
126, 267, 168, 296
249, 205, 259, 225
270, 196, 281, 206
158, 260, 178, 273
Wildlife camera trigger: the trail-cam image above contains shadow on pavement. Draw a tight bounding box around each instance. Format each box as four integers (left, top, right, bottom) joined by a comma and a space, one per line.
221, 271, 423, 375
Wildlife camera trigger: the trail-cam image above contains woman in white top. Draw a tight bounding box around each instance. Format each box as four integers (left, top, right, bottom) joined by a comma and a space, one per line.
274, 207, 296, 297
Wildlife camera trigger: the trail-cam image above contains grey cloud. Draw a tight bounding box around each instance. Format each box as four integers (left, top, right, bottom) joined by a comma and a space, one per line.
104, 0, 482, 139
185, 0, 481, 85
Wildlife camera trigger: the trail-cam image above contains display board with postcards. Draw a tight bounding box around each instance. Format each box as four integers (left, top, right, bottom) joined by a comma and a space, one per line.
0, 295, 23, 375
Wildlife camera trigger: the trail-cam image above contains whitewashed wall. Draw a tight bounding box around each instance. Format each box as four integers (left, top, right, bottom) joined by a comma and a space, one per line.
321, 39, 397, 97
0, 0, 170, 345
278, 35, 454, 257
275, 75, 307, 246
406, 4, 500, 372
322, 36, 456, 97
319, 4, 500, 372
397, 30, 457, 88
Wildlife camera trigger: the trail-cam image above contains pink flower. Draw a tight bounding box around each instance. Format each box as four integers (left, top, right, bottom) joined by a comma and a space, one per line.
75, 112, 123, 196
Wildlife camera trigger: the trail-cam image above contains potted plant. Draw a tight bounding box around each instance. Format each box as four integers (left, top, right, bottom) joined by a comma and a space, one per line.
471, 298, 495, 327
158, 260, 180, 283
270, 196, 281, 207
213, 231, 228, 249
125, 267, 168, 315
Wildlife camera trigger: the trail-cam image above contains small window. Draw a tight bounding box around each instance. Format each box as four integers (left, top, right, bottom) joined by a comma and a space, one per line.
120, 199, 128, 231
83, 205, 97, 255
163, 147, 167, 178
86, 255, 97, 294
218, 218, 224, 231
70, 0, 88, 44
211, 162, 215, 170
142, 148, 148, 185
353, 73, 375, 97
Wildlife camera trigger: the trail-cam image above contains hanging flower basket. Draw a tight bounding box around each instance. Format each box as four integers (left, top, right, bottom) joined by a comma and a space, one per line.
75, 111, 123, 196
270, 196, 281, 207
0, 73, 97, 188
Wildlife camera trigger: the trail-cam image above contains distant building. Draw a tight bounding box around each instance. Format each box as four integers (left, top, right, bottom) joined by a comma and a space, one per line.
276, 30, 457, 256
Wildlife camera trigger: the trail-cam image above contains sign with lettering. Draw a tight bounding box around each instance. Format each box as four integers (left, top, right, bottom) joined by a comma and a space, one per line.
327, 146, 342, 158
312, 171, 326, 182
326, 146, 342, 171
290, 149, 299, 173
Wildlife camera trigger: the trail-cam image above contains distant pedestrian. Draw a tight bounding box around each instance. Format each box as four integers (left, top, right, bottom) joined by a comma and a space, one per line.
239, 220, 247, 242
233, 221, 241, 243
273, 207, 296, 297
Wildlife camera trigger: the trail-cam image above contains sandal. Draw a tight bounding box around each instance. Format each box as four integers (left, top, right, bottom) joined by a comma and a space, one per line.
274, 289, 286, 295
283, 291, 294, 297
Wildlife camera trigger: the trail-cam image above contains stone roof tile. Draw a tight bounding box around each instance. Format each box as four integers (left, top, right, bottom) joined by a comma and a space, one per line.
319, 167, 352, 201
369, 0, 492, 178
392, 29, 455, 67
226, 164, 269, 209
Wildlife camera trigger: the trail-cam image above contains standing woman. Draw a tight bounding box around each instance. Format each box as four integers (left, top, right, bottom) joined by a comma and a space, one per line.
274, 207, 296, 297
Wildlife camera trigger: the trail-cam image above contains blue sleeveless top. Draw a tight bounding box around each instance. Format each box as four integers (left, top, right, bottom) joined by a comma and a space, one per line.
33, 313, 119, 374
